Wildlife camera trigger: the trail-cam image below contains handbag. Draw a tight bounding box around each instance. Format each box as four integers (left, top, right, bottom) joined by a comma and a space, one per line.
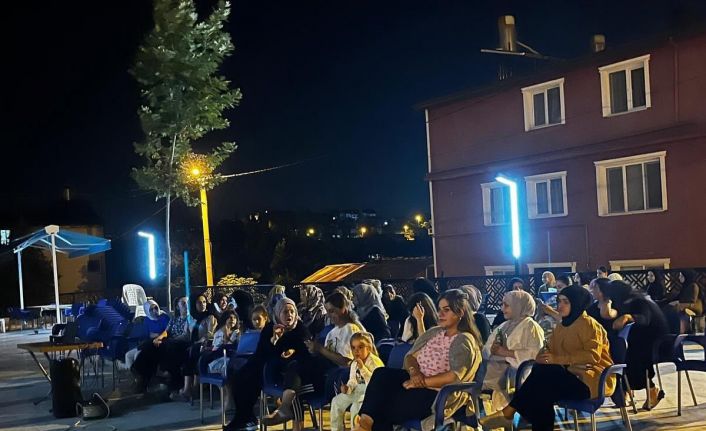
76, 393, 110, 420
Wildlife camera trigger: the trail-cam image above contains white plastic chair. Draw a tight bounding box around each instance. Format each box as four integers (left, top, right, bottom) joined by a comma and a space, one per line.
122, 284, 147, 318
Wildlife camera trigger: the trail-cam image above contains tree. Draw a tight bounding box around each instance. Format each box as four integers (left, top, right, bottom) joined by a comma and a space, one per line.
130, 0, 241, 307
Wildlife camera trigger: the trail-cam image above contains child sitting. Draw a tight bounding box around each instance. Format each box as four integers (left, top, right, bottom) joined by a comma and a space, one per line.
251, 304, 269, 331
330, 332, 384, 431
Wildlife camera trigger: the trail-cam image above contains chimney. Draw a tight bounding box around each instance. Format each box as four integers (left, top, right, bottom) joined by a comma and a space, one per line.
63, 187, 71, 202
591, 34, 606, 53
498, 15, 517, 52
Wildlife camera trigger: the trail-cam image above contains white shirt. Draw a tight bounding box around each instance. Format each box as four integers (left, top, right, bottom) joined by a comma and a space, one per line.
483, 317, 544, 369
325, 323, 362, 359
346, 353, 384, 390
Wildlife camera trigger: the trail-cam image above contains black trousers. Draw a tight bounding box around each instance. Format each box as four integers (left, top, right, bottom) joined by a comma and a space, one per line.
227, 359, 264, 427
182, 342, 204, 376
133, 340, 160, 384
358, 368, 438, 431
159, 339, 189, 389
510, 364, 590, 431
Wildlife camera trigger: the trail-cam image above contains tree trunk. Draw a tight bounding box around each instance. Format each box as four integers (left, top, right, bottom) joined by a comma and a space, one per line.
165, 134, 178, 311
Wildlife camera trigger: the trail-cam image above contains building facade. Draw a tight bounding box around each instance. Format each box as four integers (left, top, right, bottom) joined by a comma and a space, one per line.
422, 32, 706, 277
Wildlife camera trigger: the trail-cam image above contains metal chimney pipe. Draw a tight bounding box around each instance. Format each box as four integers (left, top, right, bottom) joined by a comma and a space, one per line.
591, 34, 606, 53
498, 15, 517, 52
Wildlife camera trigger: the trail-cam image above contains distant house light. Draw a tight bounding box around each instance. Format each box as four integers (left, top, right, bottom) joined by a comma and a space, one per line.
0, 229, 9, 245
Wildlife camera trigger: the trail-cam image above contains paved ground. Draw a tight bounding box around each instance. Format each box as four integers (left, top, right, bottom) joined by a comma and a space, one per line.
1, 328, 706, 431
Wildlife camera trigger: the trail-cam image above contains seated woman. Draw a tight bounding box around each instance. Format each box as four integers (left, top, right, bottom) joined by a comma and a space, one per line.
224, 298, 314, 431
298, 284, 327, 338
211, 293, 229, 321
585, 278, 616, 335
266, 285, 287, 317
600, 280, 669, 410
482, 291, 544, 413
538, 271, 556, 293
400, 292, 438, 344
492, 278, 525, 327
460, 284, 491, 343
353, 283, 391, 342
535, 274, 572, 342
480, 285, 615, 431
675, 270, 703, 333
231, 288, 255, 330
645, 270, 666, 302
353, 289, 482, 431
306, 291, 364, 368
250, 304, 269, 331
130, 299, 170, 392
412, 277, 439, 302
174, 294, 217, 399
382, 284, 408, 337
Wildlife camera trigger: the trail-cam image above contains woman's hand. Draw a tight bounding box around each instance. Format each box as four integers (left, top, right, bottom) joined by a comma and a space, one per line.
152, 337, 163, 347
402, 377, 425, 389
412, 303, 425, 321
271, 324, 285, 344
536, 352, 555, 364
304, 339, 320, 354
281, 349, 295, 359
340, 384, 349, 394
612, 314, 633, 330
491, 343, 512, 357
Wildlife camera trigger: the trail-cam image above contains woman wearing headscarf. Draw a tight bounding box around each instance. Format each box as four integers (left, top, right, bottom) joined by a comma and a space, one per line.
224, 297, 314, 431
675, 270, 703, 333
491, 278, 525, 328
266, 285, 287, 316
353, 283, 391, 342
645, 269, 666, 302
231, 288, 255, 330
412, 277, 439, 302
482, 291, 544, 413
600, 280, 669, 410
480, 285, 615, 431
460, 284, 491, 343
131, 300, 173, 392
298, 285, 327, 337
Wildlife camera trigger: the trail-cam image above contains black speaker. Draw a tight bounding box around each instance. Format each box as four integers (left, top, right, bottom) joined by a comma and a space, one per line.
50, 357, 82, 418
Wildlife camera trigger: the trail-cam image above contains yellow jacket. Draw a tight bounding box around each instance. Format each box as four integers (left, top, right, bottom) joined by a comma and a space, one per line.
549, 312, 615, 399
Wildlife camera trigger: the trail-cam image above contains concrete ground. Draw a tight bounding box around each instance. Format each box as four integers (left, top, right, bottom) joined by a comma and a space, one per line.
2, 329, 706, 431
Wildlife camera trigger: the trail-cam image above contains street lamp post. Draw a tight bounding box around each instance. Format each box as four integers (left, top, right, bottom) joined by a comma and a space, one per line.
183, 155, 215, 286
495, 175, 521, 275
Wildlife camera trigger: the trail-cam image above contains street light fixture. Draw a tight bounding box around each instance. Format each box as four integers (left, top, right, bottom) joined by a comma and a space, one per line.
182, 153, 215, 286
360, 226, 368, 237
137, 231, 156, 280
495, 174, 521, 275
414, 214, 423, 224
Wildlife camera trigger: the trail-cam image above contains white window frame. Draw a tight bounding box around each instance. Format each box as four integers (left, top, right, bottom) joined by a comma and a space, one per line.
481, 181, 509, 226
521, 78, 566, 131
524, 171, 568, 219
484, 265, 516, 276
609, 258, 671, 271
527, 262, 577, 273
599, 54, 651, 117
594, 151, 667, 217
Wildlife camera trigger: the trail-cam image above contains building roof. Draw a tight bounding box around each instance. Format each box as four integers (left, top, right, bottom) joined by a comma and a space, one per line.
301, 257, 433, 283
415, 27, 706, 110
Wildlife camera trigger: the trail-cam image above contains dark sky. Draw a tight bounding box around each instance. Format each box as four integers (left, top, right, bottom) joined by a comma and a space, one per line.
5, 0, 706, 237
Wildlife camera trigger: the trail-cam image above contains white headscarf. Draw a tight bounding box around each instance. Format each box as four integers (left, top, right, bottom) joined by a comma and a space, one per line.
352, 283, 387, 320
501, 291, 536, 336
460, 285, 483, 313
608, 272, 623, 281
143, 299, 162, 321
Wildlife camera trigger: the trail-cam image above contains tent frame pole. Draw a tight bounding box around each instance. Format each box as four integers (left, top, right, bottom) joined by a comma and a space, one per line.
50, 234, 61, 323
17, 250, 24, 309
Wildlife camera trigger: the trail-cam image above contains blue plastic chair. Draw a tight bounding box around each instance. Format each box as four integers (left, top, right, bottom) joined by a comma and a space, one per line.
260, 360, 328, 431
674, 334, 705, 415
386, 343, 412, 368
198, 346, 233, 426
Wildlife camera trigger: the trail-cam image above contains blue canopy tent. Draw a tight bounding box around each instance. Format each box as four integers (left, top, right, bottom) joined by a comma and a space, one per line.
13, 225, 111, 322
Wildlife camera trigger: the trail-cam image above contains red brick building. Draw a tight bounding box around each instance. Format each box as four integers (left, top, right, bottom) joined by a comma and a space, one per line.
421, 32, 706, 278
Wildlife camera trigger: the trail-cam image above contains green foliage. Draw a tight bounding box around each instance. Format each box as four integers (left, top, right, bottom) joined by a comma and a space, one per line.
130, 0, 241, 206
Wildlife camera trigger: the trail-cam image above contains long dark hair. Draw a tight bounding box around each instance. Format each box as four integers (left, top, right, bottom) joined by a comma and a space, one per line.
506, 277, 525, 293
439, 289, 482, 345
407, 292, 438, 339
215, 310, 239, 333
325, 291, 362, 327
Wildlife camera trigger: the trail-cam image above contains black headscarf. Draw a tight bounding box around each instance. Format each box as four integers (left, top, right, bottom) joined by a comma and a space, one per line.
505, 277, 525, 293
681, 270, 699, 289
603, 280, 635, 311
559, 285, 593, 327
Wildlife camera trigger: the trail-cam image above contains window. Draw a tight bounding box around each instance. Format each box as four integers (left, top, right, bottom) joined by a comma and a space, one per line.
481, 182, 511, 226
594, 151, 667, 216
525, 171, 568, 218
527, 262, 577, 274
521, 78, 565, 131
609, 258, 670, 271
599, 55, 651, 116
484, 265, 516, 276
0, 229, 9, 246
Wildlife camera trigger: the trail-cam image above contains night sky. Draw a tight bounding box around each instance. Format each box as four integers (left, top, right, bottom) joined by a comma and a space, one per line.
5, 0, 706, 238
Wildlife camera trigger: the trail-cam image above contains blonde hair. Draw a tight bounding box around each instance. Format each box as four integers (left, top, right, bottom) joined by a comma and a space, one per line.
542, 271, 556, 285
350, 332, 378, 356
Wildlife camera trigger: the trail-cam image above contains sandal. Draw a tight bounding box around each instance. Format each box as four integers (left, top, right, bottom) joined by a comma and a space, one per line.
642, 388, 665, 410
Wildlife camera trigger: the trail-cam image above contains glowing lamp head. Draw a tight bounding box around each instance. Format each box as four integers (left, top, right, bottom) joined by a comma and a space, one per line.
414, 214, 423, 223
360, 226, 368, 236
495, 175, 521, 259
307, 228, 315, 236
190, 168, 201, 177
